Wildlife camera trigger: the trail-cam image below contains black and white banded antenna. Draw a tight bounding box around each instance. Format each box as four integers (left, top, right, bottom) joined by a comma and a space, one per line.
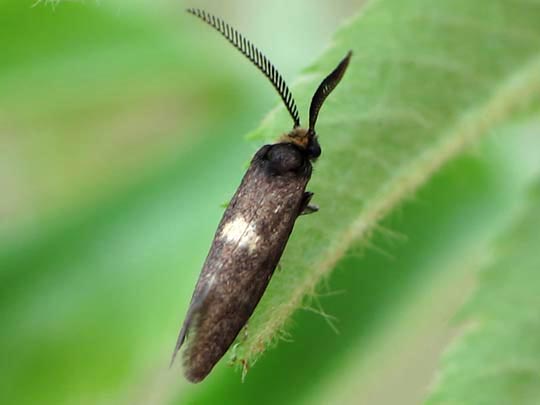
187, 8, 301, 128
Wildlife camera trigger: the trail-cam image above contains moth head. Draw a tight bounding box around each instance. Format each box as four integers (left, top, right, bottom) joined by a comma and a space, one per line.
281, 51, 352, 160
281, 127, 321, 159
186, 8, 351, 161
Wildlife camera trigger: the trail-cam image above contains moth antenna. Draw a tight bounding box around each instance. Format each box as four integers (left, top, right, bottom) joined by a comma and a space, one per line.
308, 51, 352, 136
187, 8, 301, 128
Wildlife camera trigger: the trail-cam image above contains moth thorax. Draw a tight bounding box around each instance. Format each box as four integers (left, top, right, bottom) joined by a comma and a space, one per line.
280, 127, 309, 149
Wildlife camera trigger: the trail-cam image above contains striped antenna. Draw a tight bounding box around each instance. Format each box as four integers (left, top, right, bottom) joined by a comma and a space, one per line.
187, 8, 301, 128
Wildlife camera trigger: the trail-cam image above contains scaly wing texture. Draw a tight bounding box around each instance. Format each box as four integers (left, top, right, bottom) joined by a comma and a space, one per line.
174, 147, 311, 382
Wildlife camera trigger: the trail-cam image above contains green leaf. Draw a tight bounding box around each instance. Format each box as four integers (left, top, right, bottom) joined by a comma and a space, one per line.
425, 188, 540, 404
236, 0, 540, 366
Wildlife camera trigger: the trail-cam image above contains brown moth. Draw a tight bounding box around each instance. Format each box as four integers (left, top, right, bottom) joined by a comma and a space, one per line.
171, 8, 352, 383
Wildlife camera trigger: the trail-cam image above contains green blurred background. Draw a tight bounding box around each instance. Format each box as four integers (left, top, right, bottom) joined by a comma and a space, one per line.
2, 1, 539, 405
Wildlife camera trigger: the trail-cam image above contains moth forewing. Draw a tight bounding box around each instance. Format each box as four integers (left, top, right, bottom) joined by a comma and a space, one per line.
177, 144, 312, 382
172, 8, 352, 383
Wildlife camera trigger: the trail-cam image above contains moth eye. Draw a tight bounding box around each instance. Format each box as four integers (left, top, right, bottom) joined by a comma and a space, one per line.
307, 138, 321, 159
309, 144, 321, 158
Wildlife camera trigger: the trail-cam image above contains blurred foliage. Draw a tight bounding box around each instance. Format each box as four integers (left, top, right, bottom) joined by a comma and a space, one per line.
426, 180, 540, 405
0, 1, 539, 405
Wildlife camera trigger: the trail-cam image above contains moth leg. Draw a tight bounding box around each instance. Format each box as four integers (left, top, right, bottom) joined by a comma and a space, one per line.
300, 191, 319, 215
302, 204, 319, 215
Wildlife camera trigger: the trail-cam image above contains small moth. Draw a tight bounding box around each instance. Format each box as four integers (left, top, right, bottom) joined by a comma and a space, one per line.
172, 8, 352, 383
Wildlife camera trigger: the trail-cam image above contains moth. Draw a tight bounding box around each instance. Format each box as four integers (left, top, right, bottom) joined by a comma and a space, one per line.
171, 8, 352, 383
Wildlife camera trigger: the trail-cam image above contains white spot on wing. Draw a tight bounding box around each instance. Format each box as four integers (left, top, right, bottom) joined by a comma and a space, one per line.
206, 273, 217, 288
220, 216, 260, 253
